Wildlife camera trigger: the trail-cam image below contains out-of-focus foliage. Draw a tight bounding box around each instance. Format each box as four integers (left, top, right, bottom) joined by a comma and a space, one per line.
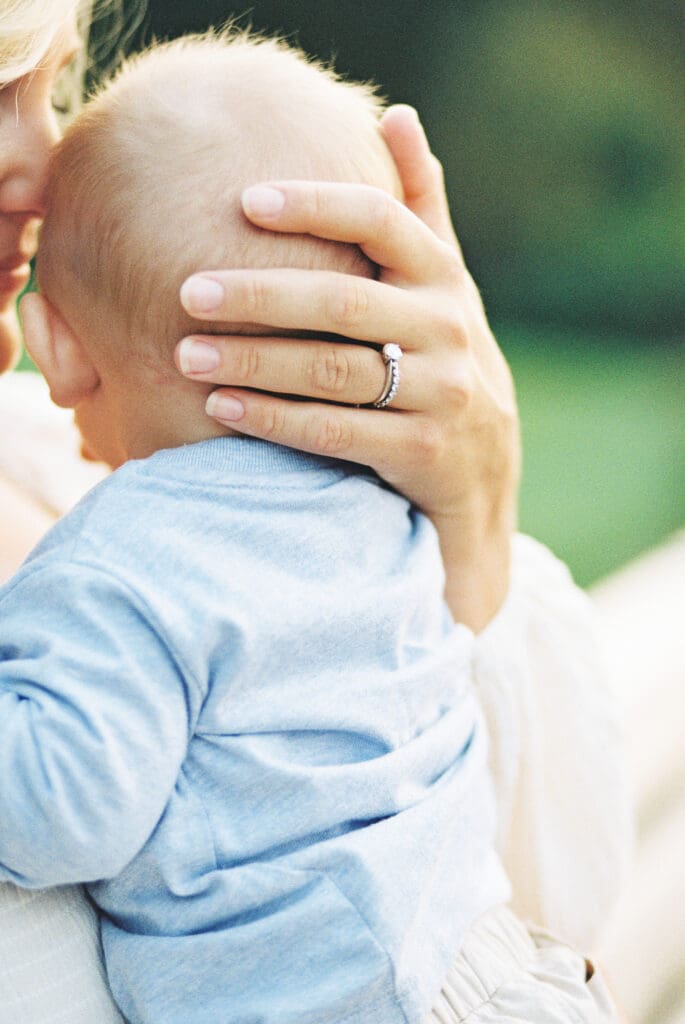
427, 3, 684, 339
505, 329, 685, 585
131, 0, 684, 340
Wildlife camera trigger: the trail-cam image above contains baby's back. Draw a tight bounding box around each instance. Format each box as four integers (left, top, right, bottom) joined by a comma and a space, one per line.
4, 436, 508, 1024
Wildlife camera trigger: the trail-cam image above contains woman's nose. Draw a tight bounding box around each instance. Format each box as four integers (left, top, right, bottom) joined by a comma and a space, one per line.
0, 106, 60, 219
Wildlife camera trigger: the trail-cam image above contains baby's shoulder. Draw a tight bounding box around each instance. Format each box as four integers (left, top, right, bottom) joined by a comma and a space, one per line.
17, 459, 177, 580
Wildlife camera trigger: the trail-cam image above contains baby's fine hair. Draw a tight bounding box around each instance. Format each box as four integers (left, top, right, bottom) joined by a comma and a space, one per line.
38, 30, 401, 367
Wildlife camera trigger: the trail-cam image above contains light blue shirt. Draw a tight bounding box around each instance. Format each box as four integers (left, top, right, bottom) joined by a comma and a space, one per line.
0, 438, 509, 1024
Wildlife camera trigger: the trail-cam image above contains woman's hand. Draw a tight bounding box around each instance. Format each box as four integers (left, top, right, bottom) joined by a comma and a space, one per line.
175, 106, 520, 630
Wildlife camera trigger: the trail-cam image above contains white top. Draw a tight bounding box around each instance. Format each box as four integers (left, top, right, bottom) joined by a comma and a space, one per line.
0, 372, 630, 1023
0, 373, 108, 515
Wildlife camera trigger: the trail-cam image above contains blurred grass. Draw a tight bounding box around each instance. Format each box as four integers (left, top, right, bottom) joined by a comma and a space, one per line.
17, 328, 684, 588
17, 348, 36, 373
501, 326, 685, 586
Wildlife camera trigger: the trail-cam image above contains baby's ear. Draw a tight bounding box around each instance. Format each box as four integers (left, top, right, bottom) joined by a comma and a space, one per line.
19, 293, 99, 408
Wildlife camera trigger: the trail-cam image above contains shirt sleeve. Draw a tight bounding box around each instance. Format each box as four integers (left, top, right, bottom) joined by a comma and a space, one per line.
0, 560, 201, 889
472, 533, 632, 952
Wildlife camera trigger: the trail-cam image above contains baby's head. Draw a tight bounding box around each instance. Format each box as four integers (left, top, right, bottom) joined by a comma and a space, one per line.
25, 30, 400, 466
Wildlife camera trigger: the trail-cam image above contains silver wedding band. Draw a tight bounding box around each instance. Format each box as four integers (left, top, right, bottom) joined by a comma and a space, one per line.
370, 343, 403, 409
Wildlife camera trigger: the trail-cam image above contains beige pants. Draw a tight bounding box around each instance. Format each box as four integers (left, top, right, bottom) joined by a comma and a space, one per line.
425, 906, 618, 1024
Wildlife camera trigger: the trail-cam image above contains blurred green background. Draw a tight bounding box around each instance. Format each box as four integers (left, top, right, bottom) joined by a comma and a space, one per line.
24, 0, 684, 585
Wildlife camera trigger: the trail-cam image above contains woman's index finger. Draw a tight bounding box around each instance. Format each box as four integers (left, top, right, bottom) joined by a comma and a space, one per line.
240, 181, 453, 285
379, 105, 462, 254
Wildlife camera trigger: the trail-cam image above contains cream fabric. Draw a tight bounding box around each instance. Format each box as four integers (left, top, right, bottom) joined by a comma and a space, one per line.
424, 905, 618, 1023
0, 885, 122, 1024
593, 535, 685, 1024
474, 535, 632, 954
0, 373, 107, 517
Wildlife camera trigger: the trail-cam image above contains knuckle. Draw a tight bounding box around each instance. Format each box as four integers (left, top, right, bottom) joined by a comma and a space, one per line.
429, 153, 446, 188
441, 364, 473, 409
305, 413, 354, 457
310, 185, 331, 224
368, 191, 397, 239
328, 279, 370, 331
441, 311, 469, 350
236, 276, 270, 319
258, 403, 288, 441
235, 343, 261, 382
310, 348, 352, 396
407, 420, 444, 466
442, 247, 467, 288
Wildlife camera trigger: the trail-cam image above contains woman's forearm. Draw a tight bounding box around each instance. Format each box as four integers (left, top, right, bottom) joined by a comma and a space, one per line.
0, 476, 55, 582
434, 497, 515, 632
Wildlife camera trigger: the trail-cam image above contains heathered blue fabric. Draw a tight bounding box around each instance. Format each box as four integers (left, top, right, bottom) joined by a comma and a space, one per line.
0, 437, 509, 1024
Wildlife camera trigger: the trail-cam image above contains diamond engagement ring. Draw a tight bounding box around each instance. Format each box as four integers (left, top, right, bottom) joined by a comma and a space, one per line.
370, 343, 403, 409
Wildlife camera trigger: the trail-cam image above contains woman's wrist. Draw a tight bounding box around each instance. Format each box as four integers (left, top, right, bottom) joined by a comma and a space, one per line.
432, 493, 516, 633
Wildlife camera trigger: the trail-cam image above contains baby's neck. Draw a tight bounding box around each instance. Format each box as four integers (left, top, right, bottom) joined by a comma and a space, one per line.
98, 374, 232, 469
123, 410, 230, 464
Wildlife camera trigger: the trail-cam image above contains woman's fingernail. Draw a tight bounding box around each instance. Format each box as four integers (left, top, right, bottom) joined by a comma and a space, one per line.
395, 103, 420, 123
178, 338, 221, 375
242, 186, 285, 218
180, 276, 224, 314
206, 392, 245, 422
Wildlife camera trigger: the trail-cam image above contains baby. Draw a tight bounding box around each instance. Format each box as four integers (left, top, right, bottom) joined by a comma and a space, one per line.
0, 31, 615, 1024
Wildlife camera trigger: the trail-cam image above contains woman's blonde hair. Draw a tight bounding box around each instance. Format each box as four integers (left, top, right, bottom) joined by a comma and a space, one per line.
0, 0, 86, 85
0, 0, 147, 133
0, 0, 144, 89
